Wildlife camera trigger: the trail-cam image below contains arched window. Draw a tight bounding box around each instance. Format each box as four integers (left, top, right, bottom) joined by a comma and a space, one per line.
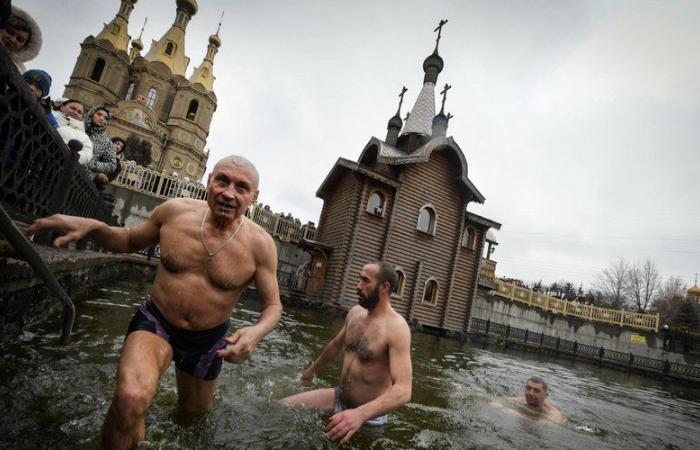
186, 99, 199, 120
422, 278, 438, 304
417, 205, 436, 234
463, 226, 477, 250
366, 191, 385, 216
393, 269, 405, 297
201, 67, 209, 78
146, 88, 158, 109
90, 58, 106, 82
125, 82, 134, 100
164, 41, 175, 56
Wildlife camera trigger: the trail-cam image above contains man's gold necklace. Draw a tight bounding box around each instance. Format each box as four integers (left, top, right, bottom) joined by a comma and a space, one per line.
199, 209, 244, 262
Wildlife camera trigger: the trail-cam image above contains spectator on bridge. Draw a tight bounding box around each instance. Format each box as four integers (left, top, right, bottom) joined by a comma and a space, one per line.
52, 99, 93, 165
22, 69, 58, 128
107, 136, 125, 182
0, 5, 41, 72
85, 106, 117, 188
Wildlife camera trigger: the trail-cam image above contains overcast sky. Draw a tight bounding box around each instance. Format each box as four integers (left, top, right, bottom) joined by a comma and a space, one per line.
22, 0, 700, 289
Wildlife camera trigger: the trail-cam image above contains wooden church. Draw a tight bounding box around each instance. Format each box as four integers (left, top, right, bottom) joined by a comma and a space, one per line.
312, 22, 501, 334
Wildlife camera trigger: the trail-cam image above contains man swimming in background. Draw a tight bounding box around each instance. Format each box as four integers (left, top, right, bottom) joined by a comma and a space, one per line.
282, 262, 412, 444
25, 156, 282, 450
509, 376, 563, 423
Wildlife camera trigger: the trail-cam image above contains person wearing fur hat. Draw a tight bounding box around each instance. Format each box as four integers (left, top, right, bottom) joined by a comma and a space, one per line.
85, 106, 117, 187
0, 5, 42, 72
23, 69, 58, 128
52, 99, 93, 165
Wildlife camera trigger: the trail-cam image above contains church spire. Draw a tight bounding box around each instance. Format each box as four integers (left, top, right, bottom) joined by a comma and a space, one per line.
129, 17, 147, 61
95, 0, 137, 52
432, 83, 452, 137
189, 11, 223, 91
385, 86, 407, 145
402, 19, 447, 137
144, 0, 198, 74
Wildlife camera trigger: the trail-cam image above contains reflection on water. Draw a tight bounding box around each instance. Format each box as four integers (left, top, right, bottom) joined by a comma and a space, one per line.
1, 278, 699, 449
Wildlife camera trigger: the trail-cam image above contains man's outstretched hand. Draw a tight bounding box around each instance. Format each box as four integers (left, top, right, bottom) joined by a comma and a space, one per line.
217, 326, 263, 364
25, 214, 96, 247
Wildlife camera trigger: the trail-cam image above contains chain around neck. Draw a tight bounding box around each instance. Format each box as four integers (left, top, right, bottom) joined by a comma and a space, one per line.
199, 208, 245, 261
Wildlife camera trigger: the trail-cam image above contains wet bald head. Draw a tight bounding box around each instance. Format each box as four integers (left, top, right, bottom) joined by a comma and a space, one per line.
213, 155, 259, 189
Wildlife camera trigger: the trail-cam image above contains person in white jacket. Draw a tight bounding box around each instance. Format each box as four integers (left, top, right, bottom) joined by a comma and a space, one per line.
52, 99, 93, 165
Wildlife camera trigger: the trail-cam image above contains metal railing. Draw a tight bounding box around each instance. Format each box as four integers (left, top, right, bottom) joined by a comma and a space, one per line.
491, 279, 660, 332
112, 160, 208, 200
469, 317, 700, 383
0, 47, 115, 227
112, 163, 317, 244
248, 203, 317, 243
0, 47, 118, 344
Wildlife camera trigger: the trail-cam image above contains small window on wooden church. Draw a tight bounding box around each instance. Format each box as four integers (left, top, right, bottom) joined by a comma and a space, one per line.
463, 226, 477, 250
164, 42, 175, 56
90, 58, 105, 82
366, 191, 384, 216
417, 206, 436, 234
146, 88, 158, 109
125, 82, 134, 100
392, 269, 405, 297
422, 278, 438, 304
186, 100, 199, 120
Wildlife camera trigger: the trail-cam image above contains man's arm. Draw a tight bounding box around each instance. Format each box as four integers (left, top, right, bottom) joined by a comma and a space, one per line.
326, 318, 412, 444
218, 230, 282, 363
301, 318, 348, 383
25, 201, 168, 252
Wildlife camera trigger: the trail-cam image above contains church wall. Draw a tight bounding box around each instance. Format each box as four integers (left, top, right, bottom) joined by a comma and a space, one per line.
382, 151, 466, 328
316, 171, 359, 303
336, 179, 395, 310
445, 223, 486, 331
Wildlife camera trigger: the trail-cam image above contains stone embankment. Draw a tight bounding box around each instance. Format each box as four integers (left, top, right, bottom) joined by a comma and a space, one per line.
0, 244, 155, 343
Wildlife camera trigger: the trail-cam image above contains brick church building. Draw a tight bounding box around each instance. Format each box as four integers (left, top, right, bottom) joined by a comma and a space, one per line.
312, 23, 501, 334
63, 0, 219, 179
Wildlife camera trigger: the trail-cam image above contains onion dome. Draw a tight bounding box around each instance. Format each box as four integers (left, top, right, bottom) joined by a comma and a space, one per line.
176, 0, 198, 16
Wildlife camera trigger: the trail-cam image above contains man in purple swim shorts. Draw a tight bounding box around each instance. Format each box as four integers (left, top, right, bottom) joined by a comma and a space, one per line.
26, 156, 282, 450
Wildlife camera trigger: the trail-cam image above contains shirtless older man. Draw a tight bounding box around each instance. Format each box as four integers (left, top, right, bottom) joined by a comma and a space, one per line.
25, 156, 282, 450
283, 262, 412, 444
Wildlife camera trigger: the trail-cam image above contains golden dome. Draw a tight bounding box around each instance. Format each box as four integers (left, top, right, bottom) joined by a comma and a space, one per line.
689, 284, 700, 295
131, 37, 143, 50
209, 33, 221, 48
176, 0, 198, 16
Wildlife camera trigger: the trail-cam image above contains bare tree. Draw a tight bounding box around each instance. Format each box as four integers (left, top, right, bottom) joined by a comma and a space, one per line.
652, 276, 687, 324
626, 259, 661, 313
593, 258, 629, 309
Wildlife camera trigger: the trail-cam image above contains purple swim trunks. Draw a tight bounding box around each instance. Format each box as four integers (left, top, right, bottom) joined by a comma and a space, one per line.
127, 299, 230, 380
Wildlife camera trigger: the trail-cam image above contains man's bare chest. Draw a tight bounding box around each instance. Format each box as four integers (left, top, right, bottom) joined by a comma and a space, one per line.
158, 223, 255, 291
345, 322, 387, 364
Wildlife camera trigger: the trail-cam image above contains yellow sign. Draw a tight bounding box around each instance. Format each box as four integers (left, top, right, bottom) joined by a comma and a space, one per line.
630, 334, 647, 345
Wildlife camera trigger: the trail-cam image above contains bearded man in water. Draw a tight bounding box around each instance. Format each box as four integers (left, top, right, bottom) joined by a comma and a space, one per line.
510, 376, 563, 423
26, 155, 282, 450
282, 261, 413, 444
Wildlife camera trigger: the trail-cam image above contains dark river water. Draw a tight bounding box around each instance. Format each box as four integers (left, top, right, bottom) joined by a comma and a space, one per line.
1, 277, 699, 449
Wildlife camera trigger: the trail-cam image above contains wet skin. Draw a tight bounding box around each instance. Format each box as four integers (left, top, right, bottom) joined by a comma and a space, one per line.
25, 159, 282, 450
283, 263, 412, 444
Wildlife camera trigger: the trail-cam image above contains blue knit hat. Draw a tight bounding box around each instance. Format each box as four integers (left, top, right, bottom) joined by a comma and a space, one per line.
22, 69, 52, 97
